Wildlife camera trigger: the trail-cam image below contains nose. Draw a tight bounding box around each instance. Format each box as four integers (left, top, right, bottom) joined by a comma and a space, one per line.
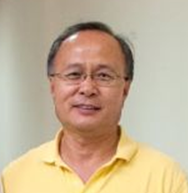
78, 75, 98, 97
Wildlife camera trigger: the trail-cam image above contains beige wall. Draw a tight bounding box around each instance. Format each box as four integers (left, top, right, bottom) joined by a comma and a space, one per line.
1, 0, 188, 172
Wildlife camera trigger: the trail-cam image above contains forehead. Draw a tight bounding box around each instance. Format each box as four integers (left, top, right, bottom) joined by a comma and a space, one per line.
63, 30, 122, 52
64, 30, 119, 46
53, 30, 125, 70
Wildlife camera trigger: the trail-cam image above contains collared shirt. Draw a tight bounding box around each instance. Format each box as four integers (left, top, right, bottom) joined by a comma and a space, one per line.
2, 128, 188, 193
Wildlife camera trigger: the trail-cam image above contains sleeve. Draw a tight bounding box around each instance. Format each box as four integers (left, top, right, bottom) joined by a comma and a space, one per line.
173, 166, 188, 193
0, 176, 4, 193
177, 172, 188, 193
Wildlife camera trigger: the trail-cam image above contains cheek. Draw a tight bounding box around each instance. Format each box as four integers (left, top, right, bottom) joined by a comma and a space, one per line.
52, 83, 76, 106
112, 86, 126, 100
101, 89, 125, 125
103, 89, 126, 110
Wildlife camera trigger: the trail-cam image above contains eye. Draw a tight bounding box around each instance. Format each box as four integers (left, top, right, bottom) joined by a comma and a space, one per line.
95, 72, 114, 81
64, 71, 82, 80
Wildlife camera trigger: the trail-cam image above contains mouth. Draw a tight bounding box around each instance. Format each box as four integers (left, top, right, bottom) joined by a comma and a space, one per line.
73, 104, 101, 111
72, 103, 102, 116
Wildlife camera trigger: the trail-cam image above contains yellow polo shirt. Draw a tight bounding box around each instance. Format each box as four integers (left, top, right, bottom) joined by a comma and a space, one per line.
2, 128, 188, 193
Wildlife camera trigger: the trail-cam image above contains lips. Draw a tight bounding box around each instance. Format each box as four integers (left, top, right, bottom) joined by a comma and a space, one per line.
73, 104, 101, 111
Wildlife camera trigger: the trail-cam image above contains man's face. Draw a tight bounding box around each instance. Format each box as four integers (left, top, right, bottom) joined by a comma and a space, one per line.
50, 31, 131, 133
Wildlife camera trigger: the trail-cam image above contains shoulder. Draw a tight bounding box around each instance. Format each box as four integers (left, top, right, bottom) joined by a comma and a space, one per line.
135, 142, 181, 169
126, 141, 187, 192
2, 140, 54, 176
135, 142, 187, 181
137, 143, 180, 166
120, 130, 186, 176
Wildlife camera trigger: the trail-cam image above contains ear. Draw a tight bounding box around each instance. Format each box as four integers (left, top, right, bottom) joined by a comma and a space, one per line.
121, 80, 131, 108
123, 80, 131, 98
122, 80, 131, 107
49, 77, 55, 98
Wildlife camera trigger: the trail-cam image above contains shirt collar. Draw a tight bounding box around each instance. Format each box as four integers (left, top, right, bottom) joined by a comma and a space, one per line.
42, 128, 67, 167
115, 128, 138, 162
42, 127, 138, 166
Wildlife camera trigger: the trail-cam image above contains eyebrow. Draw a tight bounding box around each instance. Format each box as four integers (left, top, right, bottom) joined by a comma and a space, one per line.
94, 64, 118, 73
63, 63, 117, 72
64, 63, 83, 68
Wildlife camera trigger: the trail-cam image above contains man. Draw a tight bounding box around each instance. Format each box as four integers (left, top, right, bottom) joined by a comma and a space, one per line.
1, 21, 187, 193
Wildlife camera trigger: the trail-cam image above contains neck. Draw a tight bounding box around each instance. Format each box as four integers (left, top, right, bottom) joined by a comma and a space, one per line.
59, 126, 120, 182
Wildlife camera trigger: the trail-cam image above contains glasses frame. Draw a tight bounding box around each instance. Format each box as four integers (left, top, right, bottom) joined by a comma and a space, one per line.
49, 71, 129, 87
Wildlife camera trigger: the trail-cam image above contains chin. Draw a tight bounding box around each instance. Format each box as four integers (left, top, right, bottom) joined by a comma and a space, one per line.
71, 121, 99, 130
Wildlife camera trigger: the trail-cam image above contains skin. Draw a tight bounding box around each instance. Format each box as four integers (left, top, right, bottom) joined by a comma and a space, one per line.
49, 30, 131, 182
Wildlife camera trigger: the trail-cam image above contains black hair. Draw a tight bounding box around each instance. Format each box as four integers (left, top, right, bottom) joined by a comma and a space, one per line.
47, 21, 134, 80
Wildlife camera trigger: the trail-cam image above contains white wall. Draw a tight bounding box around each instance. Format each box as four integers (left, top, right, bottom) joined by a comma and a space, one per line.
0, 0, 188, 172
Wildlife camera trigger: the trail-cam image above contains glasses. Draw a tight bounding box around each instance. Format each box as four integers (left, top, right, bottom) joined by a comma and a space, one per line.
49, 70, 129, 87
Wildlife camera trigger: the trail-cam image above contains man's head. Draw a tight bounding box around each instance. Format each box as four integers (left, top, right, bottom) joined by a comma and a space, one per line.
47, 21, 134, 81
47, 22, 134, 134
